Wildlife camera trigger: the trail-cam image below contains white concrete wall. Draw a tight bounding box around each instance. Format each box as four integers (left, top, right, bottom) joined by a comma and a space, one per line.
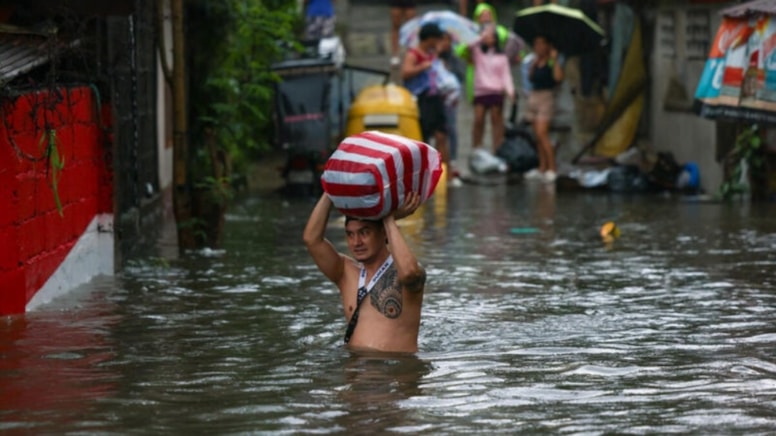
650, 2, 725, 192
157, 0, 174, 192
26, 215, 114, 311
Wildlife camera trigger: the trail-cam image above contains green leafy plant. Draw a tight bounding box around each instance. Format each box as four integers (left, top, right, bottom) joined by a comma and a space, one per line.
177, 0, 300, 248
194, 176, 234, 207
177, 217, 209, 243
719, 124, 764, 200
39, 128, 65, 216
190, 0, 299, 172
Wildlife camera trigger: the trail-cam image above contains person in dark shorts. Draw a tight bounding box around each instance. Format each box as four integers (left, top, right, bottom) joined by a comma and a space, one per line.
389, 0, 417, 66
468, 24, 514, 154
401, 22, 451, 180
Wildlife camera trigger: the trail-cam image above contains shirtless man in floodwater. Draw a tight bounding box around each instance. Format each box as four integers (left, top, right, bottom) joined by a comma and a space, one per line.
303, 192, 426, 353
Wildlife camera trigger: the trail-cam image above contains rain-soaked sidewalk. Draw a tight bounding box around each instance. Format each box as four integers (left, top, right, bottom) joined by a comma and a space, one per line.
339, 0, 580, 181
343, 0, 495, 178
247, 1, 582, 193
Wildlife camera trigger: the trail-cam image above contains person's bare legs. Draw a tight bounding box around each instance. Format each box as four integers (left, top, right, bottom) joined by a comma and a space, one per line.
472, 104, 486, 148
390, 8, 402, 60
489, 103, 505, 153
390, 7, 416, 61
434, 130, 451, 180
533, 118, 555, 172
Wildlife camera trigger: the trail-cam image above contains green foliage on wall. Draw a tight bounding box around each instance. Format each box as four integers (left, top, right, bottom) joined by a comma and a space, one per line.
181, 0, 301, 247
188, 0, 300, 174
39, 128, 65, 217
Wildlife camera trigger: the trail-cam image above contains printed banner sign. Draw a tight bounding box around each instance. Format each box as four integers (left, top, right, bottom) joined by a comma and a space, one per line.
694, 14, 776, 123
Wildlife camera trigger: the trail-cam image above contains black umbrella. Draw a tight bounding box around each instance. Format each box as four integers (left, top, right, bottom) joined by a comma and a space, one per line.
513, 4, 605, 56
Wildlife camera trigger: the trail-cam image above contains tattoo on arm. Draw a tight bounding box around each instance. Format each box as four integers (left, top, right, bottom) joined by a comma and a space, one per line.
403, 269, 426, 294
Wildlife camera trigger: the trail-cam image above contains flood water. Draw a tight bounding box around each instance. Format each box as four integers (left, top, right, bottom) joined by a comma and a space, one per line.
3, 184, 776, 434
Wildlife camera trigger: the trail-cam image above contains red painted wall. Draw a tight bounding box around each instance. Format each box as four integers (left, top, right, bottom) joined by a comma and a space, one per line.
0, 86, 112, 316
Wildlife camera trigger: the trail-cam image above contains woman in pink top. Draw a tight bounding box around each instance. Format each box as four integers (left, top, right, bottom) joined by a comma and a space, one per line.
470, 24, 514, 154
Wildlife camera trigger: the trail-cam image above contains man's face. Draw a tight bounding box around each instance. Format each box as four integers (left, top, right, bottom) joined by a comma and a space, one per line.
345, 220, 386, 262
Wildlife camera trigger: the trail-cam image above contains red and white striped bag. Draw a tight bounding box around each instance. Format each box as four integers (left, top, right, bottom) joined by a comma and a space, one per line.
321, 131, 442, 220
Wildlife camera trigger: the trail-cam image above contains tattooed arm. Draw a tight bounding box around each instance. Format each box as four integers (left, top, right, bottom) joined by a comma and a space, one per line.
383, 192, 426, 293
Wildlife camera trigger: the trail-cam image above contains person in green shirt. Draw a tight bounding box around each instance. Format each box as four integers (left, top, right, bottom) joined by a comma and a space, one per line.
455, 3, 512, 104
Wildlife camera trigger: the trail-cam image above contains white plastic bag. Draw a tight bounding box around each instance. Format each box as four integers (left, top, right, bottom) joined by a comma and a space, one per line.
433, 59, 460, 106
469, 148, 508, 175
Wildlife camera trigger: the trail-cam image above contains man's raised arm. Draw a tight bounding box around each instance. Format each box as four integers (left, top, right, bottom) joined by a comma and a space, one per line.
383, 192, 426, 293
303, 194, 345, 284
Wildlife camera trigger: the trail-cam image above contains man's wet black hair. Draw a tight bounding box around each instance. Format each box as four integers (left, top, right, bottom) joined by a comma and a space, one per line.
419, 22, 443, 41
345, 216, 388, 243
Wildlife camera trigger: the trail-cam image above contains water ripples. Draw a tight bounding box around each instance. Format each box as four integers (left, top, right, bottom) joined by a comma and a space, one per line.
2, 191, 776, 433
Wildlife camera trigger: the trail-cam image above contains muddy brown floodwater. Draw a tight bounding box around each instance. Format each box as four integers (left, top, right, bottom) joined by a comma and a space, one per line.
2, 184, 776, 434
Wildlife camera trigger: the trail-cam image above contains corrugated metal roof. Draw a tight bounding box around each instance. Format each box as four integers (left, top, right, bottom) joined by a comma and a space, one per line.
0, 32, 50, 83
721, 0, 776, 18
0, 25, 79, 84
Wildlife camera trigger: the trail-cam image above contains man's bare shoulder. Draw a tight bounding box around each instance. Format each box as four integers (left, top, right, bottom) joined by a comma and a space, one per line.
335, 253, 360, 286
339, 253, 360, 271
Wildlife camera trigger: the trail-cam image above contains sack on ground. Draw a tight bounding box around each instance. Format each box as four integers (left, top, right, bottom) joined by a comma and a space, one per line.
470, 148, 508, 175
321, 131, 442, 220
607, 165, 649, 193
496, 130, 538, 173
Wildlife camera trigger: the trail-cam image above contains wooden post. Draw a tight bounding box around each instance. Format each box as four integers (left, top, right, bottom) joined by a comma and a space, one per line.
170, 0, 194, 250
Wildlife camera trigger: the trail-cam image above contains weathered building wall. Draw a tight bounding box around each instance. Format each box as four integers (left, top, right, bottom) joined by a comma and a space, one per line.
106, 1, 163, 266
650, 1, 726, 192
0, 87, 114, 315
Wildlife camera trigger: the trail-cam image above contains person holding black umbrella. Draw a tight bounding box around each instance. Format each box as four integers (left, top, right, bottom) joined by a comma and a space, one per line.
523, 35, 563, 183
512, 3, 604, 182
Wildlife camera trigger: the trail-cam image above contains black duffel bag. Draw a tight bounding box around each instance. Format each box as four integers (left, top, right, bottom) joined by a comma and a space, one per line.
647, 151, 682, 189
496, 102, 539, 173
607, 165, 649, 193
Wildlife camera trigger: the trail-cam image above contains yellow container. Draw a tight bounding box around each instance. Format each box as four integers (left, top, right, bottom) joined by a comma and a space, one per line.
346, 84, 422, 141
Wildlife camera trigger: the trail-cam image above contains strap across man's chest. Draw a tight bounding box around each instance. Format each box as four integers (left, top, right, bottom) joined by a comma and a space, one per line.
343, 255, 394, 344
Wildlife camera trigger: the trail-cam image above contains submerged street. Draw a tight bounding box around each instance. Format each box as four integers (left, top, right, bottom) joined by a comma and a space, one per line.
2, 185, 776, 433
3, 0, 776, 433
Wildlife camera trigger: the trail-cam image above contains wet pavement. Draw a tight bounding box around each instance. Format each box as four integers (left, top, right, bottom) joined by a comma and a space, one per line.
3, 185, 776, 433
341, 0, 580, 179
